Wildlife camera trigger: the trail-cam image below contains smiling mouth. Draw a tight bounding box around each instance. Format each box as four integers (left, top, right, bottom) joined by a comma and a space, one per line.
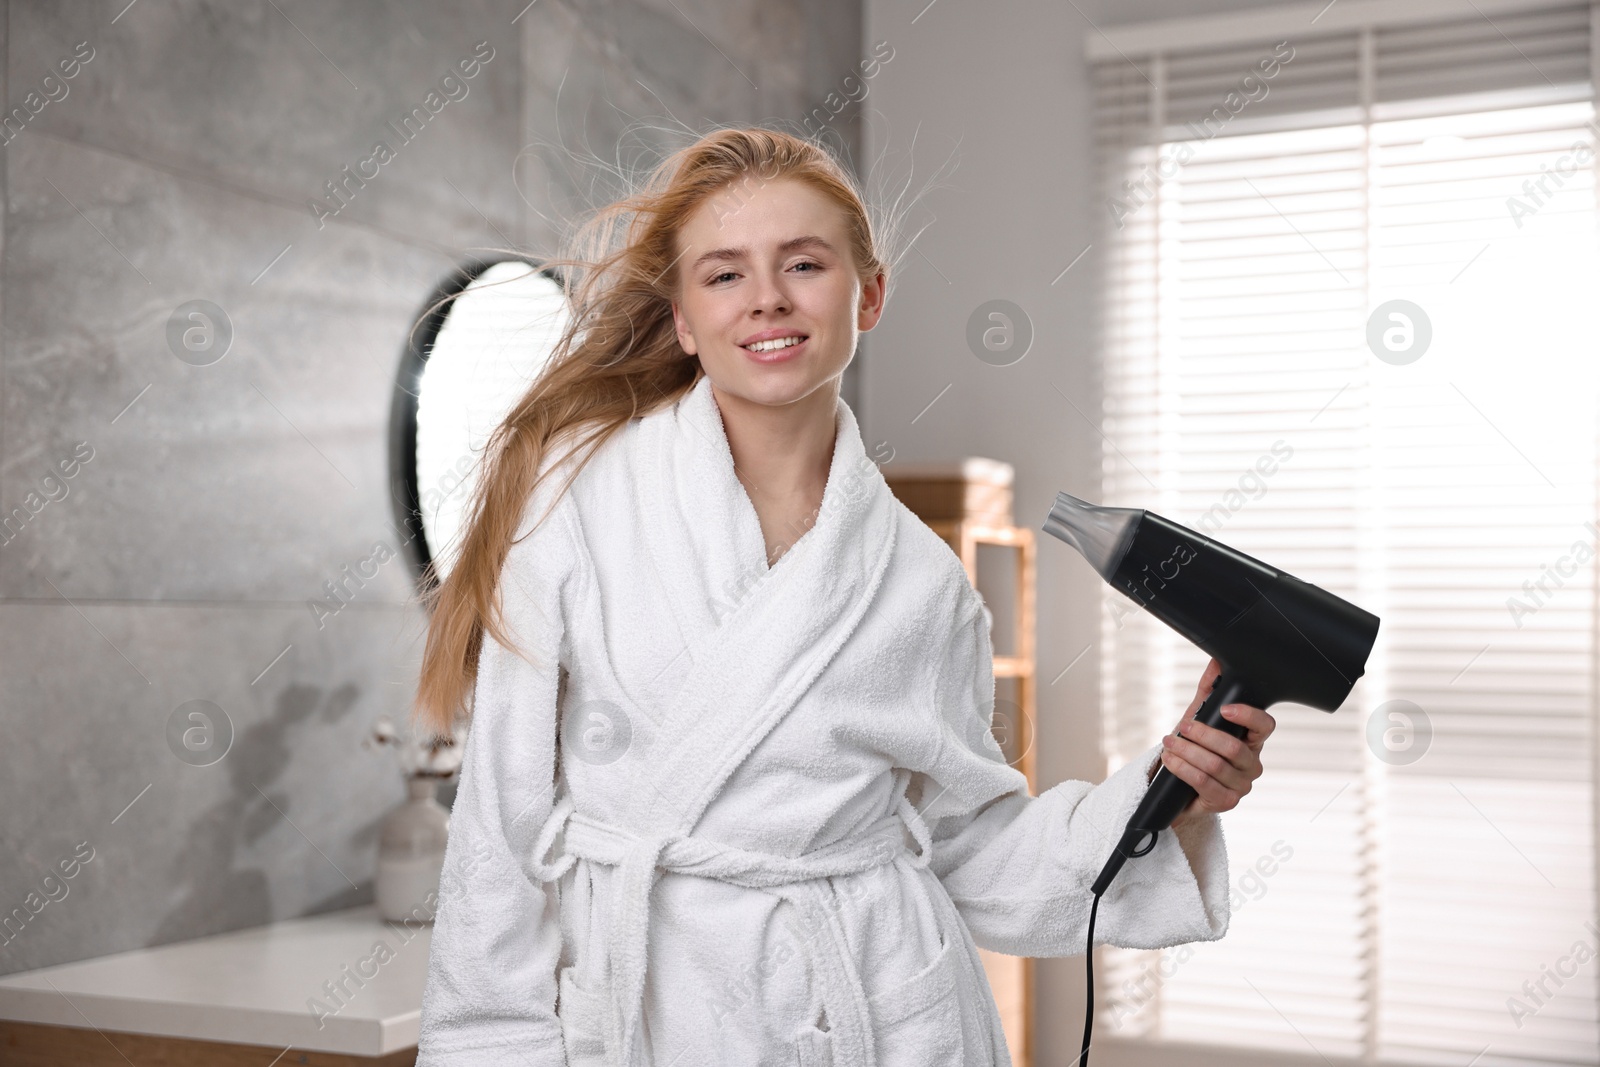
741, 335, 809, 353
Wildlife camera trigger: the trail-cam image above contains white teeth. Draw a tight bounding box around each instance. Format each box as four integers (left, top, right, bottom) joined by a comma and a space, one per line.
744, 336, 805, 353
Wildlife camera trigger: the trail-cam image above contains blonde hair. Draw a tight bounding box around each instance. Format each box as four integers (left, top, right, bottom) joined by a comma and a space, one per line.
409, 124, 926, 738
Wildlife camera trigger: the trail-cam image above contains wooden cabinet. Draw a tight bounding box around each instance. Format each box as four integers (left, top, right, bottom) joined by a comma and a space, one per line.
0, 1020, 417, 1066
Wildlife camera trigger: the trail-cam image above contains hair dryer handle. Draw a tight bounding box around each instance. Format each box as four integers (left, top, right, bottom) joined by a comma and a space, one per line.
1090, 668, 1254, 896
1135, 668, 1252, 829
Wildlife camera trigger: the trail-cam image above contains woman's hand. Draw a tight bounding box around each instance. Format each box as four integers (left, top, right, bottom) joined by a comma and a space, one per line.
1153, 657, 1276, 827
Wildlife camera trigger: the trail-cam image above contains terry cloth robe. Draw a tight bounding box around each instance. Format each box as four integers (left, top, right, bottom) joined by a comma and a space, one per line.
416, 373, 1231, 1067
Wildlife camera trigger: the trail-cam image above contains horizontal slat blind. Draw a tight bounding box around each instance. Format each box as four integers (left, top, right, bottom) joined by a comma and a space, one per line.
1375, 5, 1592, 114
1165, 35, 1360, 137
1098, 112, 1376, 1057
1091, 5, 1598, 1064
1368, 96, 1598, 1065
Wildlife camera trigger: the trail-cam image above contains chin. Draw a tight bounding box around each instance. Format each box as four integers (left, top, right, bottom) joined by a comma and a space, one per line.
708, 361, 834, 409
727, 376, 809, 409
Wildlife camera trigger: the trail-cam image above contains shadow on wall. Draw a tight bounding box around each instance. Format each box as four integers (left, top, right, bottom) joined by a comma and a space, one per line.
152, 682, 375, 945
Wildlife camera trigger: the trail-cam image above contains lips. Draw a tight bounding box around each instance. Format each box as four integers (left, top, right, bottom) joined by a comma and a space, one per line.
740, 335, 809, 364
738, 331, 809, 350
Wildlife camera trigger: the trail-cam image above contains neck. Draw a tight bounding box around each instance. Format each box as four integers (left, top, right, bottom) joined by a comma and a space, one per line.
708, 379, 839, 508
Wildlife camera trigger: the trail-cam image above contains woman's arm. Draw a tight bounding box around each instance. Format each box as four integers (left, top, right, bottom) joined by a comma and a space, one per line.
415, 490, 580, 1066
911, 604, 1235, 958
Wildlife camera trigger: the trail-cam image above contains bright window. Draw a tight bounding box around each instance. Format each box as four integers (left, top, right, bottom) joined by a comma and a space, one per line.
1091, 4, 1599, 1063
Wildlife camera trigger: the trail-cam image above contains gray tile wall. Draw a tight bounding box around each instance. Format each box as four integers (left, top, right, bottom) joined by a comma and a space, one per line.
0, 0, 862, 976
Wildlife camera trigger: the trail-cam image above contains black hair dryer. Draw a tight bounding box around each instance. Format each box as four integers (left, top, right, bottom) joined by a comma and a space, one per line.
1042, 491, 1381, 895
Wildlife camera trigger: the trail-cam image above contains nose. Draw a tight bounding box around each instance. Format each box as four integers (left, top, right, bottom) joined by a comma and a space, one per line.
748, 267, 791, 315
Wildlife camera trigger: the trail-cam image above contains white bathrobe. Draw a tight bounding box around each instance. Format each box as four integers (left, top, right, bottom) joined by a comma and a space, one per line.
416, 373, 1230, 1067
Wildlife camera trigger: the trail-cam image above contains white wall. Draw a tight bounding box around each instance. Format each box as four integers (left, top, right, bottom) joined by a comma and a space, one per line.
858, 0, 1293, 1061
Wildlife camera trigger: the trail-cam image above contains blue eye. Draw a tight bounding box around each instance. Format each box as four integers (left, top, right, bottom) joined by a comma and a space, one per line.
709, 261, 819, 285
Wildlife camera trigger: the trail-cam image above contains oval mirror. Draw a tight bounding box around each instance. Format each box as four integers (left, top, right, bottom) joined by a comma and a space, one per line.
391, 259, 571, 591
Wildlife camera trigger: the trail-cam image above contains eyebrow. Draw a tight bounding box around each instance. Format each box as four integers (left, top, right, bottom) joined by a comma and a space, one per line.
689, 234, 838, 273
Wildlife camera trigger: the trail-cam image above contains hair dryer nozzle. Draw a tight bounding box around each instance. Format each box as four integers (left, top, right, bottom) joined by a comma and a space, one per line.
1043, 492, 1144, 582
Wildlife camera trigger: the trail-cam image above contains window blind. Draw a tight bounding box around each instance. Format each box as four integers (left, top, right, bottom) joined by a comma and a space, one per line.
1089, 3, 1599, 1064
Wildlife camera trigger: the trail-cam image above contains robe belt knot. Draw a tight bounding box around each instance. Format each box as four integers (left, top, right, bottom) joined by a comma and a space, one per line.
527, 782, 935, 1067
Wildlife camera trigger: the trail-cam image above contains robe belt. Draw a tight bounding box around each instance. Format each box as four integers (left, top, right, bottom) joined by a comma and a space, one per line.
529, 776, 935, 1067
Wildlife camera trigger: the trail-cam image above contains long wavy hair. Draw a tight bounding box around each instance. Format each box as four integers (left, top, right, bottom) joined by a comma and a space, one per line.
409, 124, 926, 739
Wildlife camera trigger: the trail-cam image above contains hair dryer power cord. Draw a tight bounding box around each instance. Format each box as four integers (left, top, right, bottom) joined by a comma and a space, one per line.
1081, 826, 1162, 1066
1080, 887, 1102, 1066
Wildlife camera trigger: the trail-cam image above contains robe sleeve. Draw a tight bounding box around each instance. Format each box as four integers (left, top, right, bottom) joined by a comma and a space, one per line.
912, 601, 1231, 958
415, 481, 581, 1066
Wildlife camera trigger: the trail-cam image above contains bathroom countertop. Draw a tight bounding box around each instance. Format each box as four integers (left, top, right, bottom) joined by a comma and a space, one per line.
0, 905, 430, 1055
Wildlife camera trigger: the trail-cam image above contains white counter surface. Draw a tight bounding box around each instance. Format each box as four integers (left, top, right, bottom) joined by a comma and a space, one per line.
0, 905, 430, 1056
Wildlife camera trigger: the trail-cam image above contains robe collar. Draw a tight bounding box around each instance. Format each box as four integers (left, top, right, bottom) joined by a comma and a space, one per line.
630, 371, 899, 836
669, 371, 867, 580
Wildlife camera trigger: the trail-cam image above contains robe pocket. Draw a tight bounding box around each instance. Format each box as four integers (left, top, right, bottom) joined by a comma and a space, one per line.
557, 965, 609, 1066
794, 1022, 834, 1067
866, 929, 962, 1065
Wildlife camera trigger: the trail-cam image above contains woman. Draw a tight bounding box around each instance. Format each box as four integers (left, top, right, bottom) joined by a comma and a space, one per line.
412, 127, 1275, 1067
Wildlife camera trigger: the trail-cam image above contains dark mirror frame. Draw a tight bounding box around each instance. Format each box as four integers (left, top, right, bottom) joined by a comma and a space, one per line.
388, 256, 570, 600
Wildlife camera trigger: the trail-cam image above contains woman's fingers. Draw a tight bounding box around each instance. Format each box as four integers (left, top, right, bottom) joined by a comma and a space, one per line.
1163, 730, 1255, 795
1164, 710, 1266, 790
1220, 702, 1277, 745
1160, 747, 1242, 812
1163, 691, 1273, 818
1179, 715, 1259, 773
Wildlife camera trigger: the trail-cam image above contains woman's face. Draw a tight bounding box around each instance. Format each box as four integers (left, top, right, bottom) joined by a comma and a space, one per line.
670, 174, 886, 410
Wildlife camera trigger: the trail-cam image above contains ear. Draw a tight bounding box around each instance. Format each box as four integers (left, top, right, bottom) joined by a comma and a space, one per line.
857, 270, 888, 332
671, 299, 698, 356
